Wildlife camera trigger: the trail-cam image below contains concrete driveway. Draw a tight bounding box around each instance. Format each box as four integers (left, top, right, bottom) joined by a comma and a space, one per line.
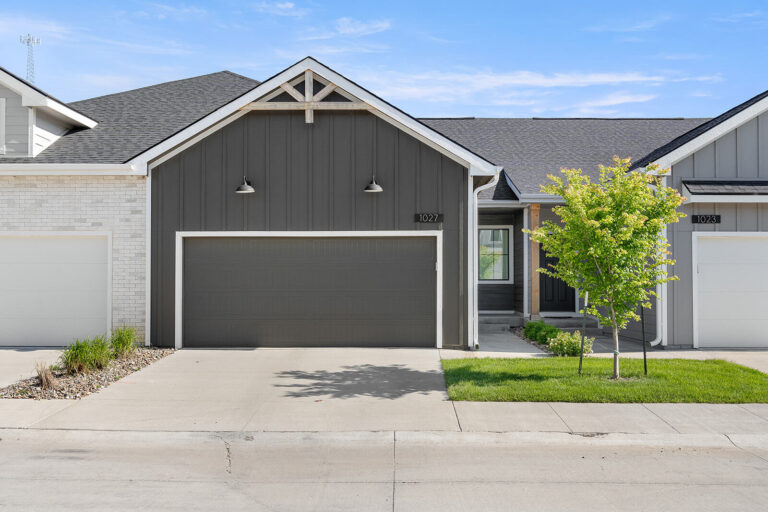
10, 348, 460, 432
0, 348, 62, 388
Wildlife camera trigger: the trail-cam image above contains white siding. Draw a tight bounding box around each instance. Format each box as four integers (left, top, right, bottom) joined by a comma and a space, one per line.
0, 84, 29, 157
32, 110, 69, 156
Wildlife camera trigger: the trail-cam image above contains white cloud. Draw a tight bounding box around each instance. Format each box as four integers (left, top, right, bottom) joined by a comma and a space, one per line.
301, 17, 391, 40
334, 17, 390, 36
360, 70, 667, 102
134, 3, 207, 20
577, 92, 657, 108
253, 2, 308, 17
0, 16, 72, 40
712, 11, 762, 23
587, 15, 672, 32
88, 37, 191, 55
655, 53, 709, 60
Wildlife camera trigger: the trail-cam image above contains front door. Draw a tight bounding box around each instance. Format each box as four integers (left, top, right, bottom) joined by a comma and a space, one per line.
539, 247, 575, 312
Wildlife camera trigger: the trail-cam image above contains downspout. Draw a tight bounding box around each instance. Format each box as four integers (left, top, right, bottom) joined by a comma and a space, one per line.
649, 174, 669, 347
470, 168, 502, 350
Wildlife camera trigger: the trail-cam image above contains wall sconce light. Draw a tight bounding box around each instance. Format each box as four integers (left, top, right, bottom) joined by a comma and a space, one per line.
363, 177, 383, 193
235, 176, 255, 194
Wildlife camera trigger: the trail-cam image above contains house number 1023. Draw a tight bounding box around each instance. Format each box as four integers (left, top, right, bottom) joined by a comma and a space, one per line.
415, 213, 444, 223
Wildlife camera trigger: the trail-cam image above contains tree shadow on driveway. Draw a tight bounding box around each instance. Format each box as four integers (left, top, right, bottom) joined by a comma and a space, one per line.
275, 364, 447, 399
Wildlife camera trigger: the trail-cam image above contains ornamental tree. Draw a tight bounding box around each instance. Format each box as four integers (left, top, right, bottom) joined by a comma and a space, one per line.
525, 157, 684, 379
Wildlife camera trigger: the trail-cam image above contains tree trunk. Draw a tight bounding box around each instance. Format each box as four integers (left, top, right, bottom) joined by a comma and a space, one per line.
609, 305, 620, 379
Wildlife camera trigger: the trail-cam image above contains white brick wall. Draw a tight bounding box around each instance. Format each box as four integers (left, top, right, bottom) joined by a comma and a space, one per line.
0, 175, 147, 340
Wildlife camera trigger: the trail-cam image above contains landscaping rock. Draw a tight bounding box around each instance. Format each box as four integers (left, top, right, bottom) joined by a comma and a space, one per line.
0, 348, 174, 400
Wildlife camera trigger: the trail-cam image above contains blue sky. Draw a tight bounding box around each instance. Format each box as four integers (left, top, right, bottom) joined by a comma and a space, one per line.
1, 1, 766, 118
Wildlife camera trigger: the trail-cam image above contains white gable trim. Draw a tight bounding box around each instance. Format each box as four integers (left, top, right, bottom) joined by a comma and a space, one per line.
0, 163, 141, 176
651, 95, 768, 169
0, 69, 97, 129
133, 58, 500, 176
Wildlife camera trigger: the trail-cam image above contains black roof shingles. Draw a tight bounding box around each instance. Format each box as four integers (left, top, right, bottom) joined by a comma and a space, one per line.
421, 117, 709, 197
4, 70, 259, 164
5, 68, 727, 202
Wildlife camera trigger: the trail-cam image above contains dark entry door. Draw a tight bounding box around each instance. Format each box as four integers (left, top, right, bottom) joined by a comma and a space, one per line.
539, 247, 575, 312
183, 236, 437, 348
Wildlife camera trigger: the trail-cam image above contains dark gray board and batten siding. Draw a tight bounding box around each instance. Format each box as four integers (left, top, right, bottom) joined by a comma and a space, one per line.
666, 114, 768, 347
151, 110, 469, 348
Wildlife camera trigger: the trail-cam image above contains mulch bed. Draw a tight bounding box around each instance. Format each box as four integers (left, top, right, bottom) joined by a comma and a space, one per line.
0, 348, 175, 400
512, 327, 554, 354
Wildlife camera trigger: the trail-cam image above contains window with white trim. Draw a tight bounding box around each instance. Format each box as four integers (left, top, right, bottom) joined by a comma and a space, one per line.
478, 226, 513, 282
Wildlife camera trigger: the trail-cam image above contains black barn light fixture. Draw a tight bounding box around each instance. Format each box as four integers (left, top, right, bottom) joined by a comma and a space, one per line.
235, 176, 255, 194
363, 176, 383, 193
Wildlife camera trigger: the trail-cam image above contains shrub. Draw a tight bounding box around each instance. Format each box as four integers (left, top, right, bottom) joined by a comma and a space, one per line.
523, 321, 562, 345
548, 330, 594, 357
59, 335, 112, 374
35, 361, 59, 390
110, 326, 137, 359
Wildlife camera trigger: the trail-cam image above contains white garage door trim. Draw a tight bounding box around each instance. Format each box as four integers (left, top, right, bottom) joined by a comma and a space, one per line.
691, 231, 768, 349
174, 231, 443, 350
0, 231, 112, 346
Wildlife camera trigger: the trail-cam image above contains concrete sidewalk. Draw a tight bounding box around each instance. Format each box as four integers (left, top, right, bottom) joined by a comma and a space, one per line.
0, 348, 61, 388
1, 428, 767, 511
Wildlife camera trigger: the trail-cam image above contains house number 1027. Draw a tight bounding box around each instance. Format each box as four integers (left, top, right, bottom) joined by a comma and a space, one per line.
415, 213, 444, 223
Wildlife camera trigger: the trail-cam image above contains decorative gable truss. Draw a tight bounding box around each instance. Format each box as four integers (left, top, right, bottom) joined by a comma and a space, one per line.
242, 70, 369, 123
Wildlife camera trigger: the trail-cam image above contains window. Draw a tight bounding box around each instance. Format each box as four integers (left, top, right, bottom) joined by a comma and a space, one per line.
479, 227, 512, 281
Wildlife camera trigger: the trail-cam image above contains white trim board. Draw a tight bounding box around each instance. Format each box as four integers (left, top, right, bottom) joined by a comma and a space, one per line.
690, 231, 768, 349
683, 192, 768, 204
652, 96, 768, 169
137, 57, 500, 177
0, 97, 5, 155
0, 68, 97, 128
173, 231, 444, 350
0, 163, 142, 176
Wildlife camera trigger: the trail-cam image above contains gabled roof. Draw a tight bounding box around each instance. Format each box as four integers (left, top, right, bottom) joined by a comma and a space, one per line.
130, 57, 500, 176
634, 88, 768, 169
0, 65, 97, 128
1, 70, 260, 164
422, 117, 708, 197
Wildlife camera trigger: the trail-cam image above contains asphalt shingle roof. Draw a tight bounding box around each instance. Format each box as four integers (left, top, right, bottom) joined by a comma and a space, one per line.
421, 117, 709, 197
4, 71, 259, 164
4, 68, 720, 203
635, 89, 768, 169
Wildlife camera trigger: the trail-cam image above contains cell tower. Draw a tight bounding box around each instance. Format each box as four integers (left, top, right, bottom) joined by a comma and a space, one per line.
19, 34, 41, 84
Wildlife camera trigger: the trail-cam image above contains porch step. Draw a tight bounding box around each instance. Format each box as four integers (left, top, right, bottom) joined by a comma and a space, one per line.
479, 314, 524, 333
537, 317, 599, 329
561, 327, 604, 336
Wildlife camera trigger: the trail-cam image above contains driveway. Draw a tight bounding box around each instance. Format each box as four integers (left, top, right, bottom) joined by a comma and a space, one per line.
0, 348, 61, 388
6, 348, 460, 432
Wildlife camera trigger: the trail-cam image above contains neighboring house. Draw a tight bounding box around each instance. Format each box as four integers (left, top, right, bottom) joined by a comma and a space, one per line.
0, 57, 765, 350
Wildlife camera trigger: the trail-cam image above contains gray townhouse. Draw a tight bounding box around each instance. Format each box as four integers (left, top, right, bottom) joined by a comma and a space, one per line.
0, 57, 766, 350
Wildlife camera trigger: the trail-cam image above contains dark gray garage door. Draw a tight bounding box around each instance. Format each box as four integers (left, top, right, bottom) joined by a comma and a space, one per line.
183, 237, 437, 347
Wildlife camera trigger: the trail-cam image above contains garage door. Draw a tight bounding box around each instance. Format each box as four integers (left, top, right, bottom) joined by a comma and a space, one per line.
182, 236, 437, 347
0, 234, 109, 346
695, 234, 768, 348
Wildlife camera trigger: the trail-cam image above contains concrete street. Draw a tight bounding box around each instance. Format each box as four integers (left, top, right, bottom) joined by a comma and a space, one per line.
1, 345, 767, 510
1, 429, 767, 511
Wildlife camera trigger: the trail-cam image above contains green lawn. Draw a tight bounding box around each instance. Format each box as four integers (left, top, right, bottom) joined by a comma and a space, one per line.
442, 358, 768, 403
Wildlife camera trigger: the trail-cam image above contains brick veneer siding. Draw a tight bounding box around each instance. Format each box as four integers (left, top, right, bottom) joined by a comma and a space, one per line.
0, 175, 147, 341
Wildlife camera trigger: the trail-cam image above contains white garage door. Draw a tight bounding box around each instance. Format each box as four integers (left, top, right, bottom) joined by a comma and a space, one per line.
0, 234, 109, 346
695, 234, 768, 348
